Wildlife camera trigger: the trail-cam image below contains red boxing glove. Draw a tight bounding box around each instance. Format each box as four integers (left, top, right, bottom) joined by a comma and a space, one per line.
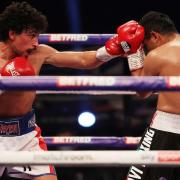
1, 57, 35, 76
105, 35, 125, 56
117, 20, 144, 54
96, 35, 125, 62
96, 21, 144, 62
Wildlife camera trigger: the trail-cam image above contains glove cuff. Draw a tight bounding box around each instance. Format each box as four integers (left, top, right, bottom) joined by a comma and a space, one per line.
96, 46, 118, 62
127, 48, 145, 71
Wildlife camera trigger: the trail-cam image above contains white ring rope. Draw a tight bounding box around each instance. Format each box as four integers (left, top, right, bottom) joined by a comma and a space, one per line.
0, 150, 180, 166
36, 90, 136, 95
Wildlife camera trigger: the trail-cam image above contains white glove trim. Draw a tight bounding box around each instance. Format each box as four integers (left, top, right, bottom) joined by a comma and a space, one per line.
127, 48, 145, 71
96, 46, 118, 62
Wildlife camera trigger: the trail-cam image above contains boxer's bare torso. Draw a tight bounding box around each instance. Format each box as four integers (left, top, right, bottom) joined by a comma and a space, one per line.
144, 35, 180, 114
0, 40, 101, 118
0, 43, 45, 117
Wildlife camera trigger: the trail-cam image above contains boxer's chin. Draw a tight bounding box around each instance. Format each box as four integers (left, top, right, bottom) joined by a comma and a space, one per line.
27, 48, 36, 55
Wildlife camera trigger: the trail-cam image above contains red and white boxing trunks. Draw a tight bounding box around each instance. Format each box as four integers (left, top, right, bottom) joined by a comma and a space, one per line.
0, 109, 56, 179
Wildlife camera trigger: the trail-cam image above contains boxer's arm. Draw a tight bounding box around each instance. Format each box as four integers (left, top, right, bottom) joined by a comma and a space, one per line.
45, 50, 104, 69
131, 63, 153, 98
131, 52, 160, 76
42, 34, 125, 69
114, 20, 158, 98
33, 44, 101, 69
115, 20, 152, 98
130, 52, 161, 98
127, 51, 152, 98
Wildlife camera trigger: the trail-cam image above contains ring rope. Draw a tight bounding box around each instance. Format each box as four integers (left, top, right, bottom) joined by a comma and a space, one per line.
37, 90, 136, 95
45, 136, 140, 147
0, 76, 180, 91
0, 150, 180, 166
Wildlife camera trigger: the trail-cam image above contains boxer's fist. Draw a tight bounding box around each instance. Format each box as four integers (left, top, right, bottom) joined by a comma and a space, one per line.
96, 21, 144, 62
105, 35, 125, 56
1, 57, 35, 76
105, 21, 144, 56
96, 34, 125, 62
117, 20, 144, 54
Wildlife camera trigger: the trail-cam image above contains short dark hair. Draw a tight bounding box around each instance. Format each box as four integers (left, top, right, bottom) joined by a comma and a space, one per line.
0, 1, 48, 41
139, 11, 177, 39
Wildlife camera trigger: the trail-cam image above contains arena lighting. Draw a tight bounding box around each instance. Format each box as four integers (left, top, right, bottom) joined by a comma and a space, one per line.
78, 112, 96, 127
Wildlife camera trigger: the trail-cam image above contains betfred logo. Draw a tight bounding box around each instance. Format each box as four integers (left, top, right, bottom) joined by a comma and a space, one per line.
57, 76, 116, 87
158, 151, 180, 162
49, 34, 88, 42
53, 137, 91, 143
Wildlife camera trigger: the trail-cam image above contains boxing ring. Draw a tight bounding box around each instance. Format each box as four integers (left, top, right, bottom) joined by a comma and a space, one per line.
1, 75, 180, 166
1, 33, 180, 167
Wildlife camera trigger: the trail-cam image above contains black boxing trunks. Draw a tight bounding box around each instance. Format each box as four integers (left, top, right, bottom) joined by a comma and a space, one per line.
126, 110, 180, 180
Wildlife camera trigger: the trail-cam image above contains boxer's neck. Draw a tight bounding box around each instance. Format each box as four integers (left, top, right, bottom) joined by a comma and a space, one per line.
0, 42, 15, 60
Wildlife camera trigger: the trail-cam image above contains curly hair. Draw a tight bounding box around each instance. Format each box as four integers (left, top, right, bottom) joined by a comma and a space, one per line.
0, 1, 48, 41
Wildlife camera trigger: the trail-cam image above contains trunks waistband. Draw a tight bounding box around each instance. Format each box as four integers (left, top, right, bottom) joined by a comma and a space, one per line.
150, 110, 180, 134
0, 109, 36, 136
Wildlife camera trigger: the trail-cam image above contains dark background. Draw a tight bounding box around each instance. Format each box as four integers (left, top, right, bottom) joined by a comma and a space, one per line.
0, 0, 179, 179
